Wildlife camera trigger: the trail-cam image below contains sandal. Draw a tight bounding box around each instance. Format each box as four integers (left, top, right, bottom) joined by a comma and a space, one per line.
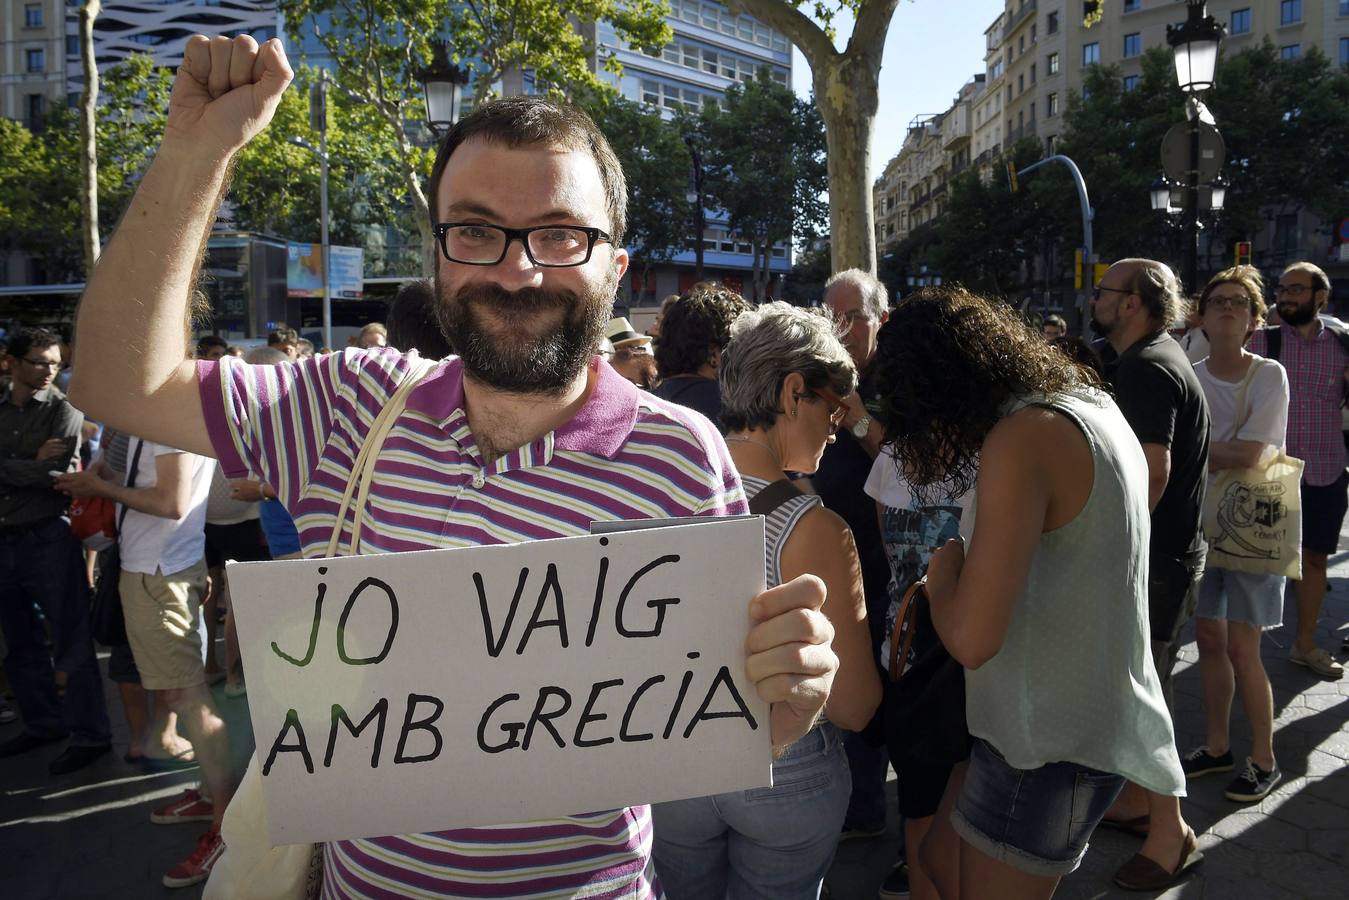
1113, 828, 1203, 891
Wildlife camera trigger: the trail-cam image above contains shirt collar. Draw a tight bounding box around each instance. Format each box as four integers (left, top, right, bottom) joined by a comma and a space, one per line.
404, 356, 637, 460
0, 384, 53, 407
1118, 328, 1170, 360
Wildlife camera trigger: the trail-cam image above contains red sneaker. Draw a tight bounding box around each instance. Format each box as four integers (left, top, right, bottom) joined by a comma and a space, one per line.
163, 827, 225, 888
151, 788, 215, 824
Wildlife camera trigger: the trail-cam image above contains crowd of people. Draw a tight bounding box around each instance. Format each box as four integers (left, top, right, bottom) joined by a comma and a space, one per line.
1, 32, 1346, 900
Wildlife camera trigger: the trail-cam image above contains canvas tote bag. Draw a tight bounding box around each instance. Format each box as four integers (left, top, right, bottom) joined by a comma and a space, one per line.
1201, 358, 1304, 580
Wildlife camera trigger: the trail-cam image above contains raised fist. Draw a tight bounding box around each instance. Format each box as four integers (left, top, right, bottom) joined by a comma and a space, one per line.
164, 34, 294, 157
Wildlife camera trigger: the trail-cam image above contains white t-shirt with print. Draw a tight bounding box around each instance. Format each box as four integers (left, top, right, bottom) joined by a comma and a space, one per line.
118, 439, 215, 576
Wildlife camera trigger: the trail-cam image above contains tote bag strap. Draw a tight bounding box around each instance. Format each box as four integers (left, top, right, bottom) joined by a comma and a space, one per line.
326, 358, 439, 558
1229, 357, 1266, 440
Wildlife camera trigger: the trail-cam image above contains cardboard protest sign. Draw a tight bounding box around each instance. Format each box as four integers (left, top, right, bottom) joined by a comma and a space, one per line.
226, 516, 772, 845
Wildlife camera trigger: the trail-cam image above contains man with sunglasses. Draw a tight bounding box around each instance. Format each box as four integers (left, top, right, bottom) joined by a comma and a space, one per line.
0, 327, 112, 775
1248, 262, 1346, 679
66, 34, 838, 896
1091, 259, 1210, 890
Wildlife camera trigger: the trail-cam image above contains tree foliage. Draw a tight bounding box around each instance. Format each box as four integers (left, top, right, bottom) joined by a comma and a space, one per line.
227, 66, 427, 275
583, 97, 691, 301
1056, 42, 1349, 274
697, 73, 828, 301
0, 54, 172, 283
282, 0, 673, 275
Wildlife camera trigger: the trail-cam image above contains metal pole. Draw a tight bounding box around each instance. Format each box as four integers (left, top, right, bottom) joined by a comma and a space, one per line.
1184, 112, 1200, 295
1016, 154, 1094, 320
319, 79, 333, 352
685, 136, 705, 283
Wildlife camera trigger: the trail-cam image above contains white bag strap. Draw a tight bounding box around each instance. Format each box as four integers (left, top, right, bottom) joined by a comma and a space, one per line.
326, 358, 438, 558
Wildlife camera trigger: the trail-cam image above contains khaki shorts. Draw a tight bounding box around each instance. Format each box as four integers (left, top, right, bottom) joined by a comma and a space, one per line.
121, 560, 208, 691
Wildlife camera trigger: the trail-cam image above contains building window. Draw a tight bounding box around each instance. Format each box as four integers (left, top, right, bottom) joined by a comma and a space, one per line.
26, 48, 44, 73
1340, 0, 1349, 16
1083, 42, 1100, 65
1280, 1, 1301, 25
1048, 92, 1059, 116
1123, 75, 1139, 91
1019, 35, 1025, 53
1031, 62, 1037, 83
1231, 8, 1251, 34
67, 35, 80, 56
1048, 52, 1060, 75
1018, 73, 1024, 93
25, 94, 45, 131
1123, 33, 1141, 58
1123, 0, 1141, 11
25, 3, 43, 27
1342, 37, 1349, 66
1081, 84, 1092, 102
1047, 11, 1059, 34
1281, 44, 1301, 59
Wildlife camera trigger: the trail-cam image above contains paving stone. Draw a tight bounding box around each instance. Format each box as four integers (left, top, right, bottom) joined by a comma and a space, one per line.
1308, 829, 1349, 865
1261, 788, 1349, 830
1207, 809, 1307, 853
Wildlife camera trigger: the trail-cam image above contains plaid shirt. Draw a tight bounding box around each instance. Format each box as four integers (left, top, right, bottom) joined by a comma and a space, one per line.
1249, 323, 1348, 486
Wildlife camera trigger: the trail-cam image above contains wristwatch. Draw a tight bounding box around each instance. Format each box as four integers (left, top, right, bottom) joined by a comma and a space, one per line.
851, 413, 873, 440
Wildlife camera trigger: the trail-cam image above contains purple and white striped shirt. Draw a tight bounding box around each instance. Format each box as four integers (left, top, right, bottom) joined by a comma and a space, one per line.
198, 349, 747, 899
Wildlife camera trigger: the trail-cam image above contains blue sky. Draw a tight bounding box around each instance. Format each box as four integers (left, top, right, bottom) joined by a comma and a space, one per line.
790, 0, 1008, 180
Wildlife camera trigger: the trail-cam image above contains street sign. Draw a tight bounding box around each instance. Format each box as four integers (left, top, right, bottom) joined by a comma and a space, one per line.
1161, 122, 1225, 185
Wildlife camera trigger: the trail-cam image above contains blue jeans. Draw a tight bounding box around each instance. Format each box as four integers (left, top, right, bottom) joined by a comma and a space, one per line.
0, 518, 111, 746
652, 723, 851, 900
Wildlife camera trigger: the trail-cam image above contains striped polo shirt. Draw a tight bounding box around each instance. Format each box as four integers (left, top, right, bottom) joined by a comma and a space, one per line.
197, 349, 747, 899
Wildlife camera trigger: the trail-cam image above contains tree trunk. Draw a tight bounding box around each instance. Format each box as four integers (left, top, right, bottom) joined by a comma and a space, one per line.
78, 1, 101, 274
727, 0, 896, 276
814, 55, 879, 275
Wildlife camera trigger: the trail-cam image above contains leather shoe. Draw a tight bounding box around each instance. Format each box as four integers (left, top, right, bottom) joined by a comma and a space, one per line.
1113, 828, 1203, 891
49, 743, 112, 775
0, 731, 67, 758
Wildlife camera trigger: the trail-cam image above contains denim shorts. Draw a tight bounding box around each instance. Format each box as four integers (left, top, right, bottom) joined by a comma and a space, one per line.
1198, 566, 1285, 629
951, 739, 1124, 877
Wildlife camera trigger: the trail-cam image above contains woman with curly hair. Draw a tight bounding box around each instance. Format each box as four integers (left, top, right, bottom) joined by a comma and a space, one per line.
872, 288, 1186, 900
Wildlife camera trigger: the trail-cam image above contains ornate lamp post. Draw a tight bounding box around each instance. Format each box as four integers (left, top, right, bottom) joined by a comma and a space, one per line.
1166, 0, 1225, 292
416, 41, 469, 136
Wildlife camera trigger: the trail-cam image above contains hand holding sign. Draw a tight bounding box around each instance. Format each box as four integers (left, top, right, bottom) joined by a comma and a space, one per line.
746, 574, 837, 753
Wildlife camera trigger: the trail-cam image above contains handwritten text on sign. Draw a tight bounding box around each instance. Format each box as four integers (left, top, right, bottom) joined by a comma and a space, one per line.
225, 517, 771, 845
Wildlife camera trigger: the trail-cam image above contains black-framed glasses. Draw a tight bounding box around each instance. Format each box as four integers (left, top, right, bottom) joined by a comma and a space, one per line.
1206, 295, 1250, 311
433, 222, 613, 267
22, 357, 61, 370
1092, 285, 1132, 302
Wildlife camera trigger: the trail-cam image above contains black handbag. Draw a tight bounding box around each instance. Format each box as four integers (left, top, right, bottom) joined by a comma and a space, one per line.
884, 578, 971, 768
90, 439, 143, 646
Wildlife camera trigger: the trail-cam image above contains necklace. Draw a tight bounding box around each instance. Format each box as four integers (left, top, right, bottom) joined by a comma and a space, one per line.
725, 434, 783, 470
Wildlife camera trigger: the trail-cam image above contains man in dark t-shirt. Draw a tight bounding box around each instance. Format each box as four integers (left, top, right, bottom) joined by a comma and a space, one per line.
1093, 258, 1210, 889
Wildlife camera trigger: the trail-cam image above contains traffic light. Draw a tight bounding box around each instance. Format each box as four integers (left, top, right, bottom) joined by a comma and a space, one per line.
1234, 241, 1252, 266
1006, 161, 1020, 194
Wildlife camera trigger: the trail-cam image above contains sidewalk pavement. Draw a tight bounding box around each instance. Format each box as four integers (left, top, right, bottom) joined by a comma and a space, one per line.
1, 548, 1346, 899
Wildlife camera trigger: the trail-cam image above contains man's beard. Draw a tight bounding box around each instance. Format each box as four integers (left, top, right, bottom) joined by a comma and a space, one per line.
1278, 300, 1316, 326
1089, 313, 1113, 338
434, 272, 614, 396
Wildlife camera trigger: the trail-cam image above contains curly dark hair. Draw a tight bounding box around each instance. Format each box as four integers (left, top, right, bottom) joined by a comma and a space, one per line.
654, 283, 751, 379
873, 287, 1102, 500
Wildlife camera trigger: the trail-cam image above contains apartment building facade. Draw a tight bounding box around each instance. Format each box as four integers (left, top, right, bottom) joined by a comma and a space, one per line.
3, 0, 66, 129
598, 0, 794, 303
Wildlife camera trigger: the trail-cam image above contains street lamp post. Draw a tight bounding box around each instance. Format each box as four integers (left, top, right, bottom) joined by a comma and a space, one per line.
1167, 0, 1225, 293
288, 76, 334, 351
683, 135, 705, 282
417, 41, 469, 137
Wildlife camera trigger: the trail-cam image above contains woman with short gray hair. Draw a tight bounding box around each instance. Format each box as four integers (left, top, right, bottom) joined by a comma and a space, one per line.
652, 301, 880, 900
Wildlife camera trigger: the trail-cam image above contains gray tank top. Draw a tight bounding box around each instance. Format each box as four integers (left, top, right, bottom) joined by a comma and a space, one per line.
964, 387, 1186, 796
742, 475, 821, 587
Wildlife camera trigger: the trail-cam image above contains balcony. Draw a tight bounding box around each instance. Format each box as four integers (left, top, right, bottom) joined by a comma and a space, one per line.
1002, 0, 1037, 40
